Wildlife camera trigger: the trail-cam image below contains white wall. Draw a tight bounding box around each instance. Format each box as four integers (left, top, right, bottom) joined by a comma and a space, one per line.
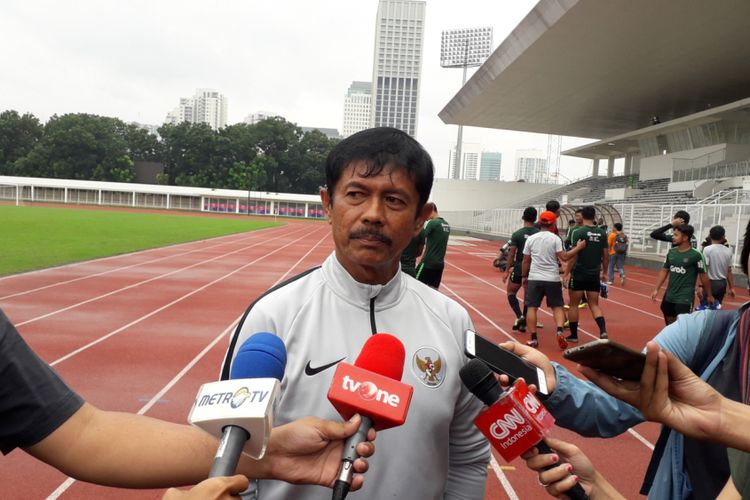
640, 144, 727, 181
430, 179, 559, 211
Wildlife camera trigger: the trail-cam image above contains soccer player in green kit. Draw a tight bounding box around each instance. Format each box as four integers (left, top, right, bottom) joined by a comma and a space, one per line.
564, 205, 609, 342
504, 207, 539, 332
416, 202, 450, 288
651, 224, 715, 325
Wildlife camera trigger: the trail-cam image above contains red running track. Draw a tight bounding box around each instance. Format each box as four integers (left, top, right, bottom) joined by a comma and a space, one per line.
2, 218, 740, 499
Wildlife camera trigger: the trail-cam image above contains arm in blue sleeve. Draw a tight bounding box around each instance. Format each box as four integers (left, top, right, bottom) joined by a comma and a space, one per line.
651, 310, 708, 365
543, 363, 644, 437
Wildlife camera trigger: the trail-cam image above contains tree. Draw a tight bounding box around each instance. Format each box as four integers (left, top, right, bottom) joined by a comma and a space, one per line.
0, 110, 43, 175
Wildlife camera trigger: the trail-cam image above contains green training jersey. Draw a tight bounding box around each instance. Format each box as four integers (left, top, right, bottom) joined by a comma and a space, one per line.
570, 225, 607, 280
509, 226, 539, 268
400, 233, 425, 276
420, 217, 450, 267
663, 247, 706, 304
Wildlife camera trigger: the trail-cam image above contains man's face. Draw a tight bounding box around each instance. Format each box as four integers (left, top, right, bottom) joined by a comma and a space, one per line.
672, 229, 687, 245
321, 162, 429, 284
574, 213, 583, 225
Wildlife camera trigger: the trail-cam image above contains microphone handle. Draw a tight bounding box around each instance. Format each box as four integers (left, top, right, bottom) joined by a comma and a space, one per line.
536, 440, 589, 500
332, 415, 372, 500
209, 425, 250, 478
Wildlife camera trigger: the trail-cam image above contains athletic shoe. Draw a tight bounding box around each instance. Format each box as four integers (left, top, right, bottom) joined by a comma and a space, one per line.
599, 282, 609, 299
578, 302, 588, 309
563, 304, 570, 310
518, 316, 527, 333
527, 338, 539, 348
556, 332, 568, 349
563, 320, 570, 329
512, 318, 520, 331
536, 322, 544, 328
606, 281, 614, 285
565, 335, 579, 343
600, 332, 608, 340
620, 276, 626, 286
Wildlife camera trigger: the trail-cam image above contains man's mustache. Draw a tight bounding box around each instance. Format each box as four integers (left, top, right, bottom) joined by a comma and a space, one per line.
349, 228, 392, 245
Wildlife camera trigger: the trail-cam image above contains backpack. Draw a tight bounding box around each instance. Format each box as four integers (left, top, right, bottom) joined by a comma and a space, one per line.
614, 232, 628, 254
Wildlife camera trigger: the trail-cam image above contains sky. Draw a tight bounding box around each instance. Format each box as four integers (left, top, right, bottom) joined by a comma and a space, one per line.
0, 0, 596, 181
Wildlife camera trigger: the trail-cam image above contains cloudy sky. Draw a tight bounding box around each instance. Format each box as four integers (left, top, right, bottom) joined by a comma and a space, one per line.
1, 0, 595, 180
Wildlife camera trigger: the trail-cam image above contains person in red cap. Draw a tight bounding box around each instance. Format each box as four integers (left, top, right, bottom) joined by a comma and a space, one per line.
521, 211, 585, 348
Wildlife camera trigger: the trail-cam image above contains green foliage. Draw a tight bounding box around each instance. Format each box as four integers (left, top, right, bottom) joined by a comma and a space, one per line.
1, 109, 339, 194
0, 205, 280, 276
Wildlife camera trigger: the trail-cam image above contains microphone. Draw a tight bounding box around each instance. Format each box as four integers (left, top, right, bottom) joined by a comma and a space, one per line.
188, 333, 286, 478
327, 333, 414, 500
460, 359, 589, 500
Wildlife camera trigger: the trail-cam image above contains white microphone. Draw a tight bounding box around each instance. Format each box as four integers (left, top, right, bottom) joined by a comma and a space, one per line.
188, 333, 286, 477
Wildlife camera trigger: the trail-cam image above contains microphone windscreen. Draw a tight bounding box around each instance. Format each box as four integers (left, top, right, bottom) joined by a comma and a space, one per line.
459, 358, 502, 406
230, 333, 287, 381
354, 333, 405, 381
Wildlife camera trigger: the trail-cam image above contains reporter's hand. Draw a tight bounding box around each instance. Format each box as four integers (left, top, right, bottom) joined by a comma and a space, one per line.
162, 475, 248, 500
497, 341, 556, 392
578, 341, 724, 442
262, 415, 375, 491
522, 437, 625, 499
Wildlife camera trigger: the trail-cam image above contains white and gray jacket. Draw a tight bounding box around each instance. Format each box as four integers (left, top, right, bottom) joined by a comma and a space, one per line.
221, 252, 490, 500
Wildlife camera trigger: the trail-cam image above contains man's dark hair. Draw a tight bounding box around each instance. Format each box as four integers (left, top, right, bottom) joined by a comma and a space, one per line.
324, 127, 434, 213
614, 222, 623, 231
674, 223, 694, 240
522, 207, 537, 223
709, 225, 726, 241
568, 219, 575, 225
581, 205, 596, 221
674, 210, 691, 224
546, 200, 560, 213
574, 208, 583, 215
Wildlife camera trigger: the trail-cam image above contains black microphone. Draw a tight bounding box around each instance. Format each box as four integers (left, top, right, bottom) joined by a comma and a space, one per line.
460, 359, 589, 500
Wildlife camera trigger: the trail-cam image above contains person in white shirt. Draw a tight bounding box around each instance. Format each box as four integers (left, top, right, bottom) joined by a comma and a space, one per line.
521, 210, 585, 349
699, 225, 736, 308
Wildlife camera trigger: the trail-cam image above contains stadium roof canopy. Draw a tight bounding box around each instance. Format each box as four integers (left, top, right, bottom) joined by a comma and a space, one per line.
438, 0, 750, 141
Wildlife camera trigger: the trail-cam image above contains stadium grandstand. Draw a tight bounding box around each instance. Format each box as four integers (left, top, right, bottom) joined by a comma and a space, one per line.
438, 0, 750, 266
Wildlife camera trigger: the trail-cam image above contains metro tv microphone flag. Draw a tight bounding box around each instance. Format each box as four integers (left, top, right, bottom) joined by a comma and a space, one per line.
327, 334, 414, 500
460, 359, 589, 500
189, 333, 286, 477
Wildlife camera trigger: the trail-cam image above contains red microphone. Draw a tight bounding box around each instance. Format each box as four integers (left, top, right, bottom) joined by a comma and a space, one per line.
460, 358, 589, 500
327, 334, 414, 500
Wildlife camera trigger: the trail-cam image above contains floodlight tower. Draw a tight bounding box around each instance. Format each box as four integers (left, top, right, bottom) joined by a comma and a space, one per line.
440, 27, 492, 180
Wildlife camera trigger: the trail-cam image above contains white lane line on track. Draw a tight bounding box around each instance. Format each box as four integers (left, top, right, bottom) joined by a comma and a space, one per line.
46, 317, 242, 499
0, 222, 285, 283
16, 226, 311, 328
0, 226, 289, 301
443, 262, 657, 452
46, 228, 331, 499
48, 227, 321, 367
490, 454, 519, 500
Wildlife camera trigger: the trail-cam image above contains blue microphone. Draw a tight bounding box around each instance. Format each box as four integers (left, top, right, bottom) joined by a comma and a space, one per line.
190, 333, 286, 478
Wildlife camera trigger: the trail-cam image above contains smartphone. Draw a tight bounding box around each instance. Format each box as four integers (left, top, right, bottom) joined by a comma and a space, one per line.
563, 339, 646, 381
464, 329, 549, 395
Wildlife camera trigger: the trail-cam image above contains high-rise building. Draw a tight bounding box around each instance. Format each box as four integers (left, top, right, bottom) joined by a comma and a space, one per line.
370, 0, 425, 137
515, 149, 548, 183
165, 89, 228, 130
243, 111, 279, 125
448, 143, 481, 180
479, 152, 502, 181
342, 81, 372, 138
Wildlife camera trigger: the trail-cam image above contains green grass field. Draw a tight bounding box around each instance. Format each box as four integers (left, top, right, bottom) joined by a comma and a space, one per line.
0, 206, 281, 276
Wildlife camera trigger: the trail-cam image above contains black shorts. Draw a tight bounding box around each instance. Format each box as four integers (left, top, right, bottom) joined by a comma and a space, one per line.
709, 279, 727, 304
416, 264, 444, 288
568, 276, 600, 293
509, 265, 522, 285
660, 300, 692, 318
525, 280, 564, 308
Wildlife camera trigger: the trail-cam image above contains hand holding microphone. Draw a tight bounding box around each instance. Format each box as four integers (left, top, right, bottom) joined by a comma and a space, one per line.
460, 359, 589, 500
327, 333, 414, 500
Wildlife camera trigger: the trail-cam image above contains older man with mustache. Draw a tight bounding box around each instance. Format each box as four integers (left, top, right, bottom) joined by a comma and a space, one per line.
221, 127, 490, 500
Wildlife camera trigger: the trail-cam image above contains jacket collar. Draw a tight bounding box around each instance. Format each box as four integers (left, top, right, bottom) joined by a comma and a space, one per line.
322, 252, 405, 310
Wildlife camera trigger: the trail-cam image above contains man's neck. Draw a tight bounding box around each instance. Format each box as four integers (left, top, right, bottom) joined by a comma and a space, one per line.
677, 242, 692, 251
334, 251, 398, 286
523, 222, 534, 228
583, 220, 595, 226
